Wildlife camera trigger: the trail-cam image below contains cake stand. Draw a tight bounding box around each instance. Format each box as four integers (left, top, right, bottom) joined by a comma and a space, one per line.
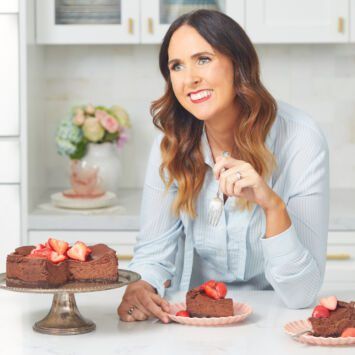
0, 269, 140, 335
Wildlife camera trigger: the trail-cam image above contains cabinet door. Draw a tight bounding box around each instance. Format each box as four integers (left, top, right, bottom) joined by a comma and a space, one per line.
0, 15, 19, 135
246, 0, 349, 43
36, 0, 140, 44
0, 139, 20, 183
0, 0, 18, 13
141, 0, 244, 44
0, 185, 20, 273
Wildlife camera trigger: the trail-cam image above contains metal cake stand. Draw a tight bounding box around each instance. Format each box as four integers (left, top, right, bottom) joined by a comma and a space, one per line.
0, 269, 140, 335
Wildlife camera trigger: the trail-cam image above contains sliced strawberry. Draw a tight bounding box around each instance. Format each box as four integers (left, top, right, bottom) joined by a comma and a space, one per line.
199, 280, 216, 291
175, 310, 190, 317
320, 296, 337, 311
341, 328, 355, 337
33, 243, 46, 251
67, 241, 91, 261
204, 284, 220, 300
312, 305, 330, 319
30, 246, 52, 259
215, 282, 227, 299
49, 251, 67, 264
48, 238, 69, 255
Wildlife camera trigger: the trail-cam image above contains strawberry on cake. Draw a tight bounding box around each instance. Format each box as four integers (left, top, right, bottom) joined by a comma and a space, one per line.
6, 238, 118, 288
308, 296, 355, 338
176, 280, 234, 318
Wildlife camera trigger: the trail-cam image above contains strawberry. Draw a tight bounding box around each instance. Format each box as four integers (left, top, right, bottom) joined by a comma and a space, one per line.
49, 251, 67, 264
30, 246, 52, 259
320, 296, 337, 311
341, 328, 355, 337
199, 280, 216, 291
67, 241, 92, 261
312, 305, 330, 319
204, 284, 220, 300
176, 310, 190, 317
33, 243, 46, 251
48, 238, 69, 255
215, 282, 227, 299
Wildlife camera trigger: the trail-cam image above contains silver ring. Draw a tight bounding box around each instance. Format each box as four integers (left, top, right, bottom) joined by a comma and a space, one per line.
236, 171, 242, 181
127, 306, 135, 315
222, 151, 230, 158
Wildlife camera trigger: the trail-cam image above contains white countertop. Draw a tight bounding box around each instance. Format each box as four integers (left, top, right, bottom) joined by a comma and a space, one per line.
0, 286, 353, 355
29, 188, 355, 231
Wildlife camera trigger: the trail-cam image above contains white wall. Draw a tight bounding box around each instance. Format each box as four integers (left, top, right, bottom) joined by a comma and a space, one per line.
40, 44, 355, 190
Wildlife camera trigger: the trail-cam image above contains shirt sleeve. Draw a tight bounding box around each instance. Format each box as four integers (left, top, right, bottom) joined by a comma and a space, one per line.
261, 127, 329, 309
127, 135, 183, 297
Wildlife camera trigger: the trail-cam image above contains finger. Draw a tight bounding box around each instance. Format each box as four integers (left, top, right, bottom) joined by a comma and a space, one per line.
141, 295, 170, 323
132, 297, 153, 318
213, 157, 245, 179
151, 293, 171, 313
117, 303, 136, 322
233, 177, 254, 196
131, 308, 149, 321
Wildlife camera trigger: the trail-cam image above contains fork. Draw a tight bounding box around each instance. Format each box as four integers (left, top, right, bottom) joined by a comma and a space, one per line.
207, 151, 229, 226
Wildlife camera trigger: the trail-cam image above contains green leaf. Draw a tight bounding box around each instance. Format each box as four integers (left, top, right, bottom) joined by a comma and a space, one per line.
69, 140, 88, 160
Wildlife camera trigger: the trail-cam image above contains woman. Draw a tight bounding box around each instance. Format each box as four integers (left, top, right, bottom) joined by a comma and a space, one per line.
117, 10, 329, 323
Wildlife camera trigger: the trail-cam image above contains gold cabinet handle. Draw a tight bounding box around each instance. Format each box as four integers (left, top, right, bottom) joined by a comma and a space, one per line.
338, 17, 344, 33
128, 18, 134, 34
326, 253, 351, 260
117, 254, 133, 261
148, 17, 154, 34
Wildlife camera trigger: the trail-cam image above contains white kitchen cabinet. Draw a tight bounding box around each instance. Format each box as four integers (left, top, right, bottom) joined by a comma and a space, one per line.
0, 185, 21, 272
36, 0, 140, 44
323, 231, 355, 287
0, 0, 18, 13
351, 0, 355, 41
141, 0, 244, 44
0, 14, 19, 135
246, 0, 349, 43
0, 139, 20, 183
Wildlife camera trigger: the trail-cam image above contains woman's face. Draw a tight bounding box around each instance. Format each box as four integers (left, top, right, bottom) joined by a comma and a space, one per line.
168, 25, 237, 122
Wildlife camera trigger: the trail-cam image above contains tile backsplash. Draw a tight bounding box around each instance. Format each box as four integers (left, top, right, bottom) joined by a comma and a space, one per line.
42, 44, 355, 189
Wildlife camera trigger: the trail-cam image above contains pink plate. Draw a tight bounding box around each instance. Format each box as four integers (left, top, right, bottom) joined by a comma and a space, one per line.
284, 319, 355, 346
168, 301, 252, 326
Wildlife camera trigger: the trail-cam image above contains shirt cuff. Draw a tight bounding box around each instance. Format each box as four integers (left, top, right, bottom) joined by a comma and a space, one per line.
126, 264, 170, 298
260, 224, 304, 260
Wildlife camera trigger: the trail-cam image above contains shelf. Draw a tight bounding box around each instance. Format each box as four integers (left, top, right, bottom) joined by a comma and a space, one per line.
28, 188, 142, 231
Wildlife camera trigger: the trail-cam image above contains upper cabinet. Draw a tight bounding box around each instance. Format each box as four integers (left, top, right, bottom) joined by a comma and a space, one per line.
141, 0, 244, 44
36, 0, 140, 44
0, 0, 18, 13
246, 0, 349, 43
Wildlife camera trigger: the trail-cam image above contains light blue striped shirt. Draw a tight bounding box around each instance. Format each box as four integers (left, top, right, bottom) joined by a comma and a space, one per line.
128, 101, 329, 309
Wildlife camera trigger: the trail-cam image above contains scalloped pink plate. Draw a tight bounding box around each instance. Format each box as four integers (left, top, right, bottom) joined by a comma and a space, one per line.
168, 301, 252, 326
284, 319, 355, 346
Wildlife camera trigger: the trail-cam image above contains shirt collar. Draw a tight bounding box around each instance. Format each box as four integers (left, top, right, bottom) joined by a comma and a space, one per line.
201, 114, 279, 168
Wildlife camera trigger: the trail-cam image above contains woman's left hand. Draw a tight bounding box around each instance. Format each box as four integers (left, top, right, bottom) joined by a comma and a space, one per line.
213, 155, 281, 211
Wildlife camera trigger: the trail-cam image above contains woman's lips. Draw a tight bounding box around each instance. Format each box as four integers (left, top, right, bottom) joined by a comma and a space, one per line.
189, 90, 212, 104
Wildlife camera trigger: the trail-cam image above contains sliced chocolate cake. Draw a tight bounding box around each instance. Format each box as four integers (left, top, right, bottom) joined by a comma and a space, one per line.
186, 287, 234, 318
309, 301, 355, 337
6, 241, 118, 288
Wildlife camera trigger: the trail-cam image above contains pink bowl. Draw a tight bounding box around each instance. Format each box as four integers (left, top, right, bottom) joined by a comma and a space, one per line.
284, 319, 355, 346
168, 301, 252, 326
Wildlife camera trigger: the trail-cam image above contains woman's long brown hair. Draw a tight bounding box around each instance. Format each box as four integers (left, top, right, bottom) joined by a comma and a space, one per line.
151, 10, 277, 218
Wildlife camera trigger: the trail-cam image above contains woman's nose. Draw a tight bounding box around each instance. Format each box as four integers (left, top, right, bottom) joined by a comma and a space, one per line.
184, 67, 201, 86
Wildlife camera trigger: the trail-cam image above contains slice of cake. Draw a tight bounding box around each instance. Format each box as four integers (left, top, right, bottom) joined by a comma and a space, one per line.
6, 238, 118, 288
185, 280, 234, 318
308, 296, 355, 337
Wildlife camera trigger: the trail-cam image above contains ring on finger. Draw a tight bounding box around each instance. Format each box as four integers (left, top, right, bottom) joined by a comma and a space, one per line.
236, 171, 242, 181
127, 306, 135, 315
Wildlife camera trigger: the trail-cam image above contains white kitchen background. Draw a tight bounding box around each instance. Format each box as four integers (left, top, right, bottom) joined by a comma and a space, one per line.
1, 0, 355, 289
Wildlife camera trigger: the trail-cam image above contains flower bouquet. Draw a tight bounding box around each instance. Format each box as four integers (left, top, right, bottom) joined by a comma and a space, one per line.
56, 104, 131, 160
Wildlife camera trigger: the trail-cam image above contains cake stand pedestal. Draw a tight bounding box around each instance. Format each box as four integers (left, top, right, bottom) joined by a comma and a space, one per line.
0, 269, 140, 335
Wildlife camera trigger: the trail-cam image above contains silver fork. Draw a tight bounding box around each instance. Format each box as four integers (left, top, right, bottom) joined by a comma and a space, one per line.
207, 151, 229, 226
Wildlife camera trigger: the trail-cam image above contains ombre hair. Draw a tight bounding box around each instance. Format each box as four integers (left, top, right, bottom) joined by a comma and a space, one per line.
151, 9, 277, 218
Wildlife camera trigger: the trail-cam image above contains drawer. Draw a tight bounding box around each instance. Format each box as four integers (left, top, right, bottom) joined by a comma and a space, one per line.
0, 185, 20, 272
28, 230, 137, 260
0, 1, 18, 13
0, 139, 20, 183
0, 15, 19, 135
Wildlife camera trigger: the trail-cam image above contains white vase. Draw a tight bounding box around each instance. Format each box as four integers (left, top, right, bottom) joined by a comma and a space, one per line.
81, 142, 122, 194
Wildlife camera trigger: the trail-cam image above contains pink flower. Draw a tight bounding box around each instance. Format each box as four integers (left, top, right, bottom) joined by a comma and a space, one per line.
94, 109, 107, 121
73, 113, 85, 126
100, 114, 119, 133
85, 104, 95, 115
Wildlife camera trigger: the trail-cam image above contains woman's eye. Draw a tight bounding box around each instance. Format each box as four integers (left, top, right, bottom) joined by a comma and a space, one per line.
198, 56, 211, 65
171, 63, 183, 71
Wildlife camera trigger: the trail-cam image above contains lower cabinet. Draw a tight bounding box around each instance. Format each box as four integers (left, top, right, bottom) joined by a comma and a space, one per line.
323, 231, 355, 289
28, 230, 137, 269
0, 185, 20, 272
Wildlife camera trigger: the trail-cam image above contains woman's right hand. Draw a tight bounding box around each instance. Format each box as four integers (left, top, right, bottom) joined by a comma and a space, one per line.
117, 280, 170, 323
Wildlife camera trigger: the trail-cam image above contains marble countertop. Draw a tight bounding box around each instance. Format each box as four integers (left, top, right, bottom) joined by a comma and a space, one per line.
29, 188, 355, 231
0, 286, 353, 355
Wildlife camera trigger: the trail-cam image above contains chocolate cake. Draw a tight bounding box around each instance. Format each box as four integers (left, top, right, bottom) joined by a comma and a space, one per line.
309, 301, 355, 337
186, 288, 234, 317
6, 243, 118, 288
